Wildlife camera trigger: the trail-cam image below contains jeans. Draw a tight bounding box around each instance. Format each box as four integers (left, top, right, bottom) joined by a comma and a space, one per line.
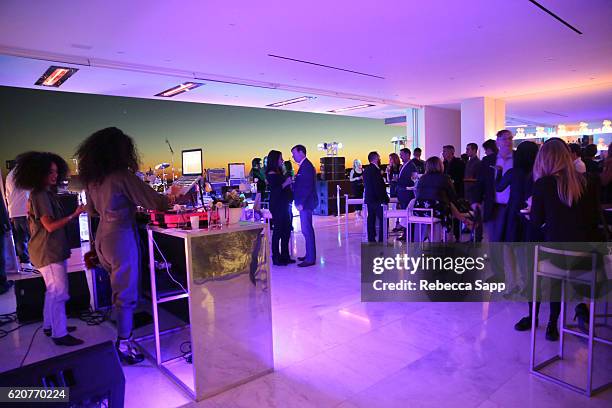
11, 217, 30, 263
39, 261, 69, 338
299, 209, 316, 263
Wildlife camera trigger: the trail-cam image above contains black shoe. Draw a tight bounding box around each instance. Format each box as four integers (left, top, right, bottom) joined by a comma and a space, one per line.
52, 334, 84, 346
116, 337, 145, 365
282, 258, 296, 264
298, 261, 316, 267
273, 260, 288, 266
44, 326, 77, 337
514, 317, 538, 331
545, 322, 559, 341
298, 256, 306, 261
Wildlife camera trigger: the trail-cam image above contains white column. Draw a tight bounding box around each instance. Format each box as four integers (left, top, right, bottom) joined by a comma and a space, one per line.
461, 97, 505, 153
422, 106, 461, 159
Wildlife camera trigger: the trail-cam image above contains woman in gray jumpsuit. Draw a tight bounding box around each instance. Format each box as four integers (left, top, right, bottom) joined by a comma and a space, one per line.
76, 127, 176, 364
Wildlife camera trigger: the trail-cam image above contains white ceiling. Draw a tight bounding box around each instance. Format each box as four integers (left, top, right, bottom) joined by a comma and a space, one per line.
0, 0, 611, 123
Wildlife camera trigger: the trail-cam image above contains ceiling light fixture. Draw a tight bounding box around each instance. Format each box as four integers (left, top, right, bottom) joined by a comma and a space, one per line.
328, 104, 375, 113
266, 96, 315, 107
35, 65, 78, 87
155, 82, 203, 97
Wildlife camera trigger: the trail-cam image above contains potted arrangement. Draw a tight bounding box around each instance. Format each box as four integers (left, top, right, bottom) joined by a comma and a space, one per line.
223, 190, 247, 225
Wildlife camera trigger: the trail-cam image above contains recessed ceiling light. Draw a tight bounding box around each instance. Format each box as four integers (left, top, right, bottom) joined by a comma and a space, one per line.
328, 104, 376, 113
35, 66, 78, 87
266, 96, 315, 107
155, 82, 203, 97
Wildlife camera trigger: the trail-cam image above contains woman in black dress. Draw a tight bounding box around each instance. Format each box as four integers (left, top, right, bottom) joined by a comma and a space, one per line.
266, 150, 295, 266
514, 138, 601, 341
414, 157, 471, 240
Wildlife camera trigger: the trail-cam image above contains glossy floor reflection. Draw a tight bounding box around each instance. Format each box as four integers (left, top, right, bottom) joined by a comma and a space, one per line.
0, 213, 610, 408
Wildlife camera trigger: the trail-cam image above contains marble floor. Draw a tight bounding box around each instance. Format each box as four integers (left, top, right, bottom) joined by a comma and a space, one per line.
1, 213, 611, 408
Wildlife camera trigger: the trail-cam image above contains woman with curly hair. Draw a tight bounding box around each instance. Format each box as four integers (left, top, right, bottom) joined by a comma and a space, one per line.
14, 151, 85, 346
76, 127, 179, 364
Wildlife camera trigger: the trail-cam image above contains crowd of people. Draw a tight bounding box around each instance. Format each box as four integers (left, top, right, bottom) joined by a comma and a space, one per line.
355, 129, 610, 340
1, 126, 611, 362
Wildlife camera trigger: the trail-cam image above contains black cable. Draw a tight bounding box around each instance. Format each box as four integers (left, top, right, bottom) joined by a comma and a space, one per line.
20, 325, 42, 367
78, 307, 110, 326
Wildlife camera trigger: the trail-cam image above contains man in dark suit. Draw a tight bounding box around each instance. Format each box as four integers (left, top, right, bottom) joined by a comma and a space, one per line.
363, 151, 389, 242
471, 129, 514, 242
396, 148, 417, 241
291, 144, 317, 267
443, 145, 465, 198
443, 145, 465, 241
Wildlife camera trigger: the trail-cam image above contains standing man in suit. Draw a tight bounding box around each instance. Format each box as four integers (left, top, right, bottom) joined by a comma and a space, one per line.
396, 148, 417, 241
364, 151, 389, 243
291, 145, 317, 267
472, 129, 514, 242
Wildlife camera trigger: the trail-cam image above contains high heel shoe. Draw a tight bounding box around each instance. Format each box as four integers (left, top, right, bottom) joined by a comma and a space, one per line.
574, 303, 589, 334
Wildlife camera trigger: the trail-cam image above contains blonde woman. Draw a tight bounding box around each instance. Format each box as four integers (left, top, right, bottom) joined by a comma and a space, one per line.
349, 159, 364, 216
531, 138, 600, 242
523, 138, 601, 341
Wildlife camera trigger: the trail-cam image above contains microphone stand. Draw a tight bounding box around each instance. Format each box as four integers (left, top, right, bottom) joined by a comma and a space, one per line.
165, 139, 175, 183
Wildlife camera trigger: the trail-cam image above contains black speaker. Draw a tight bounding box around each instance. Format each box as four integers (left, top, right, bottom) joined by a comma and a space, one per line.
15, 271, 91, 323
320, 171, 346, 181
316, 180, 351, 200
0, 341, 125, 408
320, 157, 345, 166
56, 193, 81, 249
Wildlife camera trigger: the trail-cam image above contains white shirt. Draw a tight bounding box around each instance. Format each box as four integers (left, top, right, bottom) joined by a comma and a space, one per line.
574, 158, 586, 174
494, 153, 513, 205
297, 157, 306, 167
5, 169, 29, 218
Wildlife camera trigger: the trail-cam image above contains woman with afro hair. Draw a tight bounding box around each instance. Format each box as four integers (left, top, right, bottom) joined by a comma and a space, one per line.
76, 127, 181, 364
14, 151, 85, 346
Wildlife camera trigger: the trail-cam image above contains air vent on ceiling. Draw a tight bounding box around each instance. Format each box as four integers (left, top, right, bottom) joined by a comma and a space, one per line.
155, 82, 203, 97
35, 66, 78, 87
328, 104, 376, 113
266, 96, 315, 107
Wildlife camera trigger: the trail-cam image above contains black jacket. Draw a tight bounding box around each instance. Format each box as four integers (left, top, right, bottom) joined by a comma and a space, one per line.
473, 152, 514, 222
530, 175, 601, 242
293, 158, 318, 210
397, 161, 417, 207
416, 173, 457, 206
364, 164, 389, 206
444, 157, 465, 198
266, 173, 292, 213
496, 168, 539, 241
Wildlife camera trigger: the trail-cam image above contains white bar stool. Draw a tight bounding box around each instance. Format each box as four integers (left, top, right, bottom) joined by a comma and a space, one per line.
530, 245, 611, 396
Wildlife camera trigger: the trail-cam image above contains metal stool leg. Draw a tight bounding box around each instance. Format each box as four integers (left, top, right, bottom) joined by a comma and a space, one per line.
559, 280, 565, 359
